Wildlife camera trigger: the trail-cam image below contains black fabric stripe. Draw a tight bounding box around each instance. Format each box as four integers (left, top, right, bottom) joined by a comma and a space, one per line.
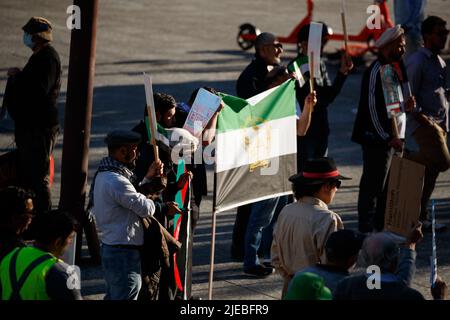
215, 153, 296, 212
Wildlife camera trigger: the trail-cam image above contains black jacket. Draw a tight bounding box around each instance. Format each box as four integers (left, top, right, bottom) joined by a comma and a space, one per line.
6, 45, 61, 130
352, 59, 398, 147
289, 55, 347, 138
236, 55, 272, 99
333, 274, 424, 300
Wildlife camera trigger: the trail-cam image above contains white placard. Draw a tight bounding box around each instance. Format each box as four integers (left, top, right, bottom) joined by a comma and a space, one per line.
183, 88, 221, 137
307, 22, 323, 78
143, 73, 158, 140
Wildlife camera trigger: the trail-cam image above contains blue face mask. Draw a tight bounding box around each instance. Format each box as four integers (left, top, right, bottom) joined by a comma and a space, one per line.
23, 32, 35, 49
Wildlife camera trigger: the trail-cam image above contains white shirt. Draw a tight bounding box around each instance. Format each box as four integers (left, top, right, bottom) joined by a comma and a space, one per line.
92, 171, 155, 246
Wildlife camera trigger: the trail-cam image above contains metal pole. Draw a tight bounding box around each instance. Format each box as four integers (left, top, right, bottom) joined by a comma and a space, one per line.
207, 172, 218, 300
59, 0, 100, 264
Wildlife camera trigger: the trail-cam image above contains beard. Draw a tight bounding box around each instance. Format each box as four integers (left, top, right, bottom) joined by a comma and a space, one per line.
124, 153, 136, 170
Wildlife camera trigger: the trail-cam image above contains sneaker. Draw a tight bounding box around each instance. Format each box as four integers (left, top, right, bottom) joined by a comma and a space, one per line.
244, 264, 274, 277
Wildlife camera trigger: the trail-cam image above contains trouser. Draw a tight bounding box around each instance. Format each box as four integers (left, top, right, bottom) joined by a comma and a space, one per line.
243, 196, 288, 269
14, 126, 59, 213
231, 204, 252, 260
297, 134, 328, 172
357, 145, 394, 233
405, 123, 450, 220
101, 244, 142, 300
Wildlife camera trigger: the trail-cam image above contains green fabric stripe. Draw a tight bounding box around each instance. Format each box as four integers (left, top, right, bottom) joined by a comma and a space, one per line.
287, 56, 309, 73
145, 117, 169, 142
217, 79, 296, 133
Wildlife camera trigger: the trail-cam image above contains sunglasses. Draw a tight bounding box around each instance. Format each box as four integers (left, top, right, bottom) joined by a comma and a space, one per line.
329, 180, 342, 189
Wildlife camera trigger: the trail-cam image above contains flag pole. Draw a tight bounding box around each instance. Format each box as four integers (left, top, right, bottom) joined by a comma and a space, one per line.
208, 171, 218, 300
309, 52, 314, 94
341, 0, 349, 54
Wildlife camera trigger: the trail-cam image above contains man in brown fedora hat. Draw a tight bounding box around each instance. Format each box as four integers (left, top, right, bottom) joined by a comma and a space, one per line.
271, 157, 350, 298
4, 17, 61, 214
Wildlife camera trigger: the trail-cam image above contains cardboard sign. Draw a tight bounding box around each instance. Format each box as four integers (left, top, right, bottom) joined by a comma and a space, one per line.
307, 22, 323, 78
183, 88, 221, 137
384, 156, 425, 237
143, 73, 158, 141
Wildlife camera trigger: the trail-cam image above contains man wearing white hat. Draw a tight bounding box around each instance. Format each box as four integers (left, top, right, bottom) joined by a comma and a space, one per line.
351, 25, 416, 233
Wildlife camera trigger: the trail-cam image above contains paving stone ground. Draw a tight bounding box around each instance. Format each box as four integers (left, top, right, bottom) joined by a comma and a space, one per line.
1, 0, 449, 300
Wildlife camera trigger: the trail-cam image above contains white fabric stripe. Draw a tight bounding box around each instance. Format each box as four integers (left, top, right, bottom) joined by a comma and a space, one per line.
246, 85, 279, 105
215, 191, 292, 214
369, 62, 389, 140
216, 116, 297, 173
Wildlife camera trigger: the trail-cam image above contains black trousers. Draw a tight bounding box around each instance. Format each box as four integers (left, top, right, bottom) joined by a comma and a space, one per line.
357, 144, 394, 233
15, 126, 59, 214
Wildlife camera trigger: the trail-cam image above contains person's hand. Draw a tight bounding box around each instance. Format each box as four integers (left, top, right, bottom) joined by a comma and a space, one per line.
176, 171, 193, 189
7, 67, 21, 77
165, 201, 182, 217
405, 222, 423, 250
339, 53, 353, 75
304, 91, 317, 112
404, 96, 416, 112
216, 101, 225, 113
414, 113, 434, 127
145, 159, 164, 179
431, 276, 448, 300
389, 137, 404, 152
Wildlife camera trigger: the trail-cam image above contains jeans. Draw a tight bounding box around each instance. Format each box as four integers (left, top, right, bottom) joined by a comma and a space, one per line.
261, 196, 289, 260
244, 196, 287, 269
101, 244, 142, 300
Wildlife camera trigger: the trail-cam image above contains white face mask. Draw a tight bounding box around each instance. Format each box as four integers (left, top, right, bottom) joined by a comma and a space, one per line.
23, 32, 35, 49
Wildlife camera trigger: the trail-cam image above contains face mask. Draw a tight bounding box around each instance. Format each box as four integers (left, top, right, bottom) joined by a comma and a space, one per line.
23, 32, 35, 49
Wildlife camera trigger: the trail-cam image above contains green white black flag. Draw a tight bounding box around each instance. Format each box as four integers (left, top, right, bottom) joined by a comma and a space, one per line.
214, 79, 297, 213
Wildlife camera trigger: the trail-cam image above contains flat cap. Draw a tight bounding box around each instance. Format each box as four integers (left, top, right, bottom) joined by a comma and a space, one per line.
255, 32, 280, 49
22, 17, 53, 41
104, 130, 141, 146
375, 25, 404, 49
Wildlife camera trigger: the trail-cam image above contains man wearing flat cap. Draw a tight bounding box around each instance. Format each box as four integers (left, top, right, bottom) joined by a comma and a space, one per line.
90, 130, 176, 300
352, 25, 416, 233
271, 157, 349, 298
231, 32, 284, 264
4, 17, 61, 214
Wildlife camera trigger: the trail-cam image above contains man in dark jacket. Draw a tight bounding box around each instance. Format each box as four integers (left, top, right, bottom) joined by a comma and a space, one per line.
5, 17, 61, 214
236, 32, 283, 99
351, 25, 415, 233
232, 32, 283, 264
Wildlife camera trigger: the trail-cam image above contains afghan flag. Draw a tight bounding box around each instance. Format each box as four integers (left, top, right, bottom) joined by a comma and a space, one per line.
214, 79, 297, 213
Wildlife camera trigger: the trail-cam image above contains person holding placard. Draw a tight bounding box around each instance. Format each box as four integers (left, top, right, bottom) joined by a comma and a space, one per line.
352, 26, 416, 233
288, 23, 353, 172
